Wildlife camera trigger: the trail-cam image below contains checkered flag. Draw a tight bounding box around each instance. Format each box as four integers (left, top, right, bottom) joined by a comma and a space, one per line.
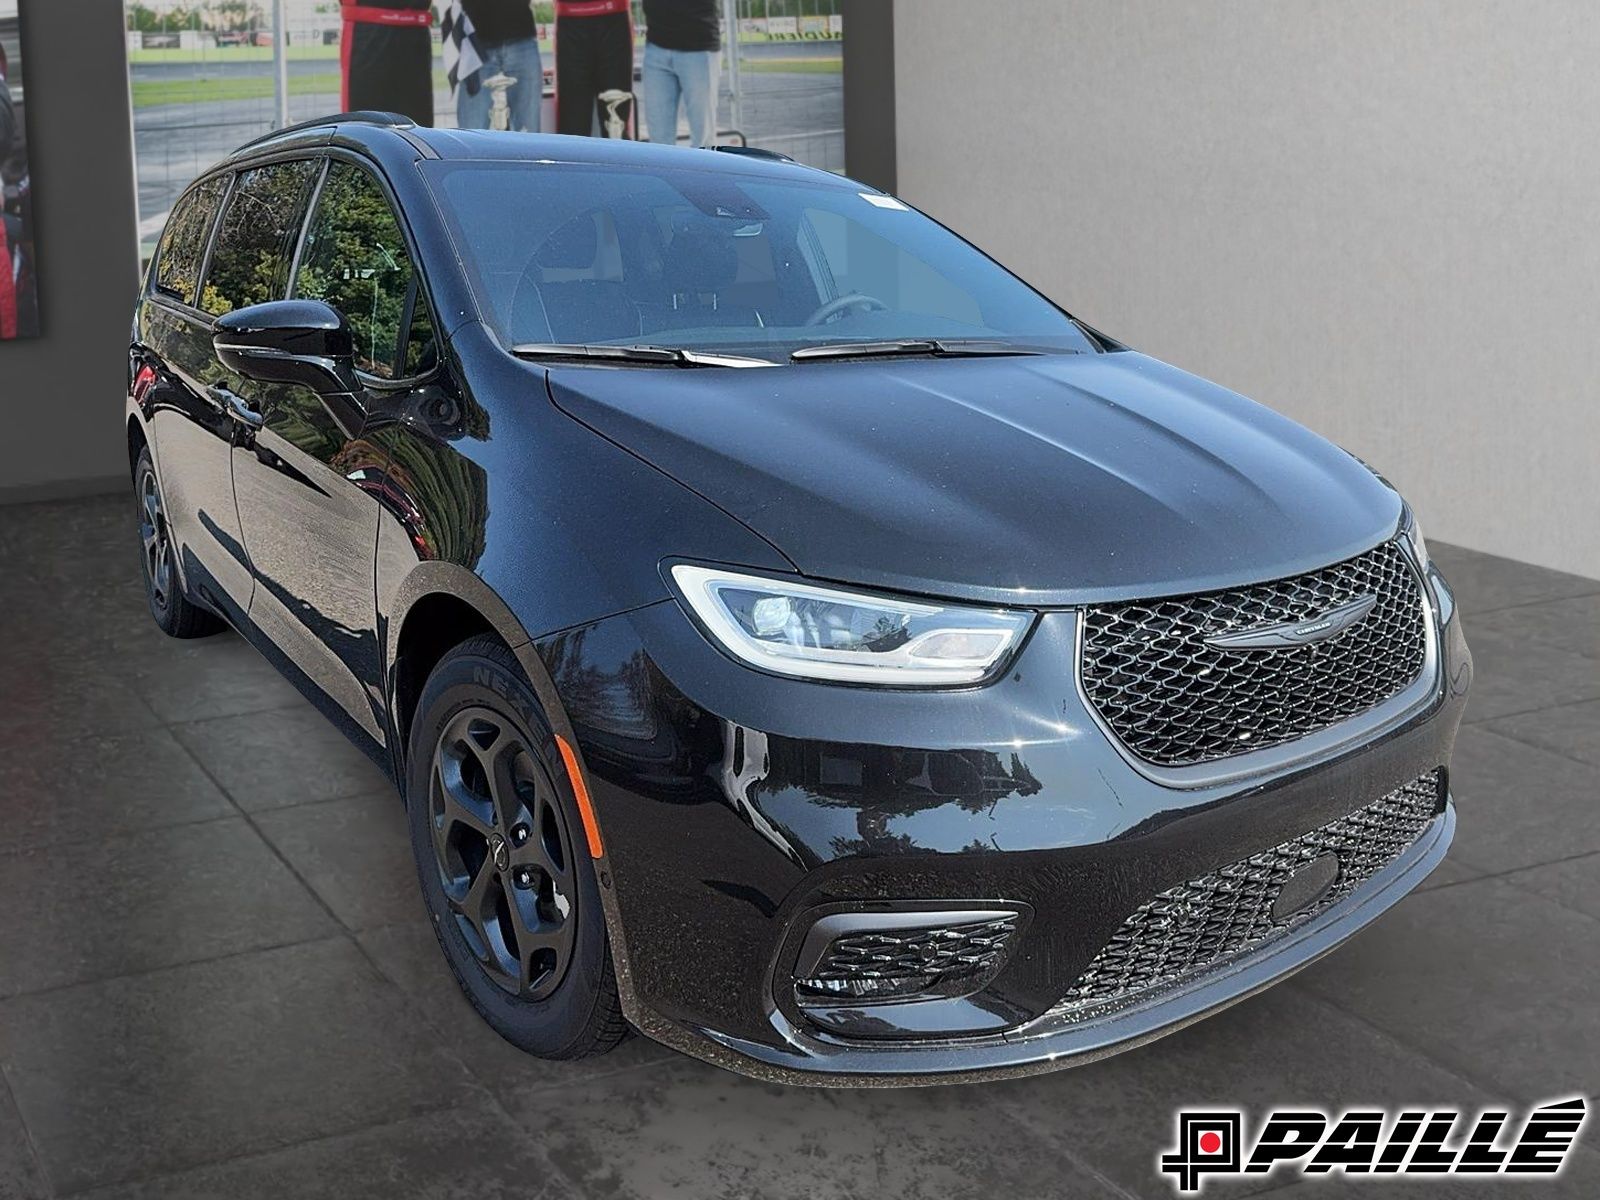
441, 1, 486, 98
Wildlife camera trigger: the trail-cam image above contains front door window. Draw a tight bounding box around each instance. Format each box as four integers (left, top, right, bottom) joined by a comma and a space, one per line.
293, 162, 436, 380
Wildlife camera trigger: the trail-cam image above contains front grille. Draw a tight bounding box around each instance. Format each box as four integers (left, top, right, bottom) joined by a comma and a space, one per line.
1049, 772, 1442, 1020
1079, 540, 1428, 768
797, 915, 1018, 1000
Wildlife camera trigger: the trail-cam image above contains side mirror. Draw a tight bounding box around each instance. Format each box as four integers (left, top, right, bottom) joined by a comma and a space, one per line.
213, 300, 361, 397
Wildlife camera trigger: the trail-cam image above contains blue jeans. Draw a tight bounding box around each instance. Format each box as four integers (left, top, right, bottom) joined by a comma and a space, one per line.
643, 43, 719, 147
456, 36, 543, 132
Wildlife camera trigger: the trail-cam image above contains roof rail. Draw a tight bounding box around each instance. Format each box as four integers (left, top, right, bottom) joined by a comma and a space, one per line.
234, 111, 415, 154
711, 145, 796, 164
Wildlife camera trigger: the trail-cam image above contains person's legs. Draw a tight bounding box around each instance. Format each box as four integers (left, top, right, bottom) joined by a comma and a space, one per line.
555, 18, 594, 135
642, 42, 681, 145
593, 11, 635, 137
456, 42, 497, 129
676, 49, 719, 147
500, 35, 544, 132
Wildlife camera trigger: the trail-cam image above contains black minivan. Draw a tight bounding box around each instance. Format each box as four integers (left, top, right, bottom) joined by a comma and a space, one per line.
128, 113, 1471, 1085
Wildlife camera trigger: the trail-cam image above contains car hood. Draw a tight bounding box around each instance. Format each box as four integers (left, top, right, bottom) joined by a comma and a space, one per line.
546, 351, 1403, 606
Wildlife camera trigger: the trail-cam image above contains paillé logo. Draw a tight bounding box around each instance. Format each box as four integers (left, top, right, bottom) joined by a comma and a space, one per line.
1160, 1098, 1587, 1192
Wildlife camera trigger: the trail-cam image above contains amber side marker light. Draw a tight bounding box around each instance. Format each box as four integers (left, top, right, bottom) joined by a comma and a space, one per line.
555, 734, 605, 859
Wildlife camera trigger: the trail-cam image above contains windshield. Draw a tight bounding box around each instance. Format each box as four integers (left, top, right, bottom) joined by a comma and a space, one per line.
422, 160, 1097, 360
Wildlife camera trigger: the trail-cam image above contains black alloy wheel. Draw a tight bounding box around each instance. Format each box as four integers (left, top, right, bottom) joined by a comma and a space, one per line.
137, 462, 174, 612
407, 634, 626, 1059
134, 448, 223, 638
429, 705, 579, 1000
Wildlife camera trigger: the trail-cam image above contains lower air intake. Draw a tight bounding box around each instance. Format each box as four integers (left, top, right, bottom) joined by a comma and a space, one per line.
1049, 771, 1443, 1020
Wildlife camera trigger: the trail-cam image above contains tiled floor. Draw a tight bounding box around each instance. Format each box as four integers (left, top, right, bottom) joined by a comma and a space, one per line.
1, 495, 1597, 1199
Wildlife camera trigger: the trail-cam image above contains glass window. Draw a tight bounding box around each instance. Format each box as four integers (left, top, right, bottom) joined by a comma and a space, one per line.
422, 161, 1096, 359
801, 208, 984, 327
201, 159, 320, 317
153, 175, 230, 308
293, 162, 436, 380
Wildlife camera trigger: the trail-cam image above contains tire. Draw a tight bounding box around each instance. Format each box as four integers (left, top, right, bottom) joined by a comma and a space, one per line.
134, 448, 224, 639
406, 634, 626, 1059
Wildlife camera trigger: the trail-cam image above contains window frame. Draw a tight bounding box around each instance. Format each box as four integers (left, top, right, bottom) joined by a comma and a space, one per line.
288, 150, 443, 391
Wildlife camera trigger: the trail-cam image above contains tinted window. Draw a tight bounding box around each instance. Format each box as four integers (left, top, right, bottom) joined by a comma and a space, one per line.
202, 159, 320, 317
423, 161, 1095, 358
153, 175, 229, 307
802, 208, 984, 326
293, 162, 436, 380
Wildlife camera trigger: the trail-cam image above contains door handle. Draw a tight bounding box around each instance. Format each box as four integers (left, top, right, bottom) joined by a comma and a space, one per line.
209, 385, 264, 430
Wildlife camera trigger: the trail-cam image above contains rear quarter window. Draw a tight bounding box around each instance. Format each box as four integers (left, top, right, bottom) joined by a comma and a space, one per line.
152, 175, 230, 309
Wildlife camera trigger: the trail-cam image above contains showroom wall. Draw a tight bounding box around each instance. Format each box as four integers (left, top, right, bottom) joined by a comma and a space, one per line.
884, 0, 1600, 579
0, 0, 139, 502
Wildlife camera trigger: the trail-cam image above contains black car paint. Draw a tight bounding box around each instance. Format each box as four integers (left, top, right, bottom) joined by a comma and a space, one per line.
548, 351, 1405, 606
128, 118, 1471, 1084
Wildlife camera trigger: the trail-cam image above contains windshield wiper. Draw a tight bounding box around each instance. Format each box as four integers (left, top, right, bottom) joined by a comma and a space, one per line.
789, 339, 1055, 363
512, 343, 777, 368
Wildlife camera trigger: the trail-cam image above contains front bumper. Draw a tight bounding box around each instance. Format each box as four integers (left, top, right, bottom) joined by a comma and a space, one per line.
535, 565, 1472, 1086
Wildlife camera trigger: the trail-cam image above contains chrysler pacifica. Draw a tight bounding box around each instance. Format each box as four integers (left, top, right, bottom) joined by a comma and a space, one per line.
126, 113, 1472, 1084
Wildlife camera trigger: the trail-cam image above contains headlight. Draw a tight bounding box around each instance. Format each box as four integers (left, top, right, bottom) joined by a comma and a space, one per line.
1401, 508, 1431, 571
670, 564, 1032, 686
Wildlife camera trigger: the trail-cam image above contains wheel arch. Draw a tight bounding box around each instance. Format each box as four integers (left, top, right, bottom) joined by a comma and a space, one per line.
383, 563, 582, 785
383, 562, 643, 1021
127, 413, 150, 478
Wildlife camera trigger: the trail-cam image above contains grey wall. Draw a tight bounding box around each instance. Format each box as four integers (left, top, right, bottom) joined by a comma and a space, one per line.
891, 0, 1600, 578
0, 0, 139, 502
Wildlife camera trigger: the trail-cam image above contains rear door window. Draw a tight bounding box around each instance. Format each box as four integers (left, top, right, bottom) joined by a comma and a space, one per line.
152, 175, 231, 308
201, 159, 321, 317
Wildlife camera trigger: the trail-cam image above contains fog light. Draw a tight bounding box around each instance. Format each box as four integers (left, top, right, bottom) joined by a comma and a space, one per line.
796, 973, 938, 1000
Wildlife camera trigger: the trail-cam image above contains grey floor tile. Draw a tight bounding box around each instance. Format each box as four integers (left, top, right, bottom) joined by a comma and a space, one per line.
1495, 852, 1600, 922
1295, 877, 1600, 1103
0, 495, 135, 574
0, 818, 335, 997
76, 1099, 577, 1200
254, 792, 420, 932
0, 650, 164, 740
172, 706, 392, 812
533, 1053, 1107, 1200
0, 566, 165, 738
0, 938, 481, 1194
0, 727, 235, 852
0, 556, 155, 654
114, 632, 308, 725
1415, 854, 1486, 891
982, 985, 1500, 1199
1456, 623, 1600, 723
356, 921, 675, 1100
1487, 698, 1600, 769
0, 1081, 47, 1200
1469, 593, 1600, 659
1430, 542, 1600, 616
1446, 726, 1600, 874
